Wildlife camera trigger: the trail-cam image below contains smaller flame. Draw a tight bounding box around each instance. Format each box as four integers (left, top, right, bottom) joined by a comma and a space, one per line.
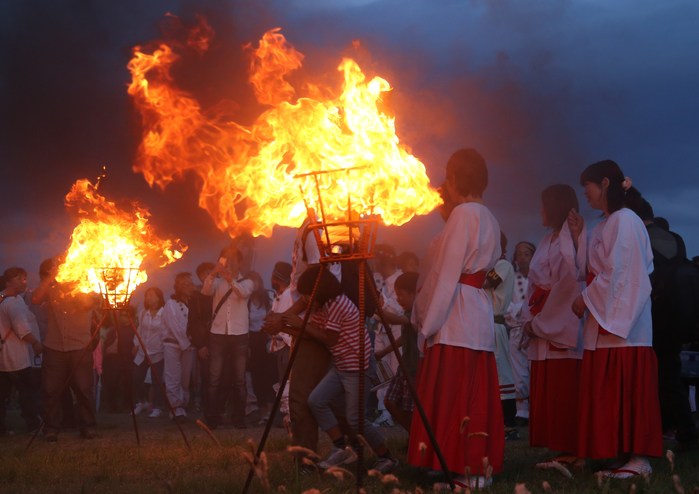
55, 178, 185, 307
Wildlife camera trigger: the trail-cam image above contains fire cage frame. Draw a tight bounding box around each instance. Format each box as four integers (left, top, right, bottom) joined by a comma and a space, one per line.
243, 167, 454, 492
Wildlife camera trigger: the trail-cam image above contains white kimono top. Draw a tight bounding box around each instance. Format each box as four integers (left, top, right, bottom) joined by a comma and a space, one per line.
0, 295, 34, 372
581, 208, 653, 350
134, 307, 165, 365
525, 222, 585, 361
162, 299, 191, 351
413, 202, 501, 351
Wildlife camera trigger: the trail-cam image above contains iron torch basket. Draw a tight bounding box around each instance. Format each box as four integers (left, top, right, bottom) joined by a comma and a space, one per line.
295, 167, 380, 262
95, 266, 141, 310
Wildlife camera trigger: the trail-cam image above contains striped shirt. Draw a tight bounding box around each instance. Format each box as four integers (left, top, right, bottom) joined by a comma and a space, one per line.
311, 294, 370, 371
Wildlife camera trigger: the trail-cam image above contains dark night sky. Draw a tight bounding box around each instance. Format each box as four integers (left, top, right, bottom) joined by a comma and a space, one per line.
2, 0, 698, 295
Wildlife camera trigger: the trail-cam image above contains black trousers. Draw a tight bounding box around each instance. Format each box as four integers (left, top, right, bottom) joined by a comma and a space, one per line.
655, 343, 698, 445
0, 367, 40, 433
42, 347, 96, 433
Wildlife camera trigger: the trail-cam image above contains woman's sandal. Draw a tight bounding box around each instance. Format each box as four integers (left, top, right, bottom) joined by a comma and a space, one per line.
599, 457, 652, 479
535, 456, 584, 478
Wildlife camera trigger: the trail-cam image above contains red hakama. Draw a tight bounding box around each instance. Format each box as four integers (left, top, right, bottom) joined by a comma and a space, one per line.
577, 347, 663, 459
407, 344, 504, 475
529, 358, 580, 453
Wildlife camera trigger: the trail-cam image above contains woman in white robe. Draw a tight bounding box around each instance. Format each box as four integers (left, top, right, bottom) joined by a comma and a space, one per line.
407, 148, 504, 489
570, 160, 662, 478
523, 185, 585, 468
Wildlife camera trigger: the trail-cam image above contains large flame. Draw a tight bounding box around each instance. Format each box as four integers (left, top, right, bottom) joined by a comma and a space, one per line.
127, 23, 441, 238
55, 178, 185, 306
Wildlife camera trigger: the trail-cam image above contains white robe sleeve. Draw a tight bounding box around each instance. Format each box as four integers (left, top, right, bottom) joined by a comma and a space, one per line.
582, 211, 652, 339
416, 208, 472, 340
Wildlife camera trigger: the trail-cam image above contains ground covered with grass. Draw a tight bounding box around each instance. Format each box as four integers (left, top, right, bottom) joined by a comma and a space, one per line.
1, 409, 698, 493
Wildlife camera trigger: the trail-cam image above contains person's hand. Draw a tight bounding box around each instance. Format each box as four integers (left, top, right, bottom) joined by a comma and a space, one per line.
262, 313, 283, 335
572, 294, 586, 319
567, 209, 584, 240
522, 321, 534, 336
31, 340, 43, 356
198, 346, 209, 360
220, 267, 233, 283
282, 313, 303, 330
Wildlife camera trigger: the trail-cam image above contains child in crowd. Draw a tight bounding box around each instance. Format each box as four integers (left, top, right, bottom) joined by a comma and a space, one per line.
281, 266, 398, 474
378, 271, 419, 432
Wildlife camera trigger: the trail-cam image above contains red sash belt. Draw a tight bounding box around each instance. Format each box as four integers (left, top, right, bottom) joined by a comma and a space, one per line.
585, 272, 595, 287
458, 271, 487, 288
585, 271, 611, 335
528, 284, 550, 316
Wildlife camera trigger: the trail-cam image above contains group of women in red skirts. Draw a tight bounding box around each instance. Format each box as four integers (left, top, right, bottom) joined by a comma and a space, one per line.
406, 150, 662, 488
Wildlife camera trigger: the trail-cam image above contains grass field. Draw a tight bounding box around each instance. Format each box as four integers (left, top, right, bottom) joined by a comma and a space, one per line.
1, 408, 698, 493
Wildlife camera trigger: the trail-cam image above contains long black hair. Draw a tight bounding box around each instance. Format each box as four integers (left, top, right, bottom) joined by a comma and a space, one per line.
580, 160, 639, 214
297, 266, 343, 308
542, 184, 579, 231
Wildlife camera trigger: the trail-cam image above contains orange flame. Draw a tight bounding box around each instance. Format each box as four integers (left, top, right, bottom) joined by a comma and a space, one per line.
55, 178, 185, 306
127, 23, 441, 238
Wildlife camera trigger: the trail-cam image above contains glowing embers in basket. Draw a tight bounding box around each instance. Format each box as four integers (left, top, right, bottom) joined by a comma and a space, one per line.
55, 178, 185, 305
297, 167, 380, 262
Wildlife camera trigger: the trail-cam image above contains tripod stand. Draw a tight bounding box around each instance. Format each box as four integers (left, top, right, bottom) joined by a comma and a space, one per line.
25, 272, 191, 452
243, 226, 453, 492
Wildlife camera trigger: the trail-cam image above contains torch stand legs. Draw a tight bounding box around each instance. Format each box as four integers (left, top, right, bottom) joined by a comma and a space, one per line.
122, 310, 191, 451
242, 260, 453, 492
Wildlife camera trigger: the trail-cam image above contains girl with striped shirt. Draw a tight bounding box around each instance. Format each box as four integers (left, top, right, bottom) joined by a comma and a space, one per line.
282, 265, 397, 473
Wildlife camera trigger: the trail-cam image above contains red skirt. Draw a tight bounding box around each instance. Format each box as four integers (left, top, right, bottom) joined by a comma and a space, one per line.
577, 347, 663, 459
407, 345, 504, 475
529, 359, 581, 453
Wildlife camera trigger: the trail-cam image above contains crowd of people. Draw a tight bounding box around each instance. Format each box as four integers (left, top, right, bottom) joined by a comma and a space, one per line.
1, 150, 698, 487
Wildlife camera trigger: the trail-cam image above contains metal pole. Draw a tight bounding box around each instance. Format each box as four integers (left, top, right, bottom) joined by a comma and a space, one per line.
125, 310, 191, 450
356, 259, 366, 490
242, 263, 326, 494
363, 263, 455, 489
115, 310, 141, 446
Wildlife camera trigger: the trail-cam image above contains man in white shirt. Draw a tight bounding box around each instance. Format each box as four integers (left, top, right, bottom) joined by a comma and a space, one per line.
1, 267, 43, 435
201, 247, 254, 429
